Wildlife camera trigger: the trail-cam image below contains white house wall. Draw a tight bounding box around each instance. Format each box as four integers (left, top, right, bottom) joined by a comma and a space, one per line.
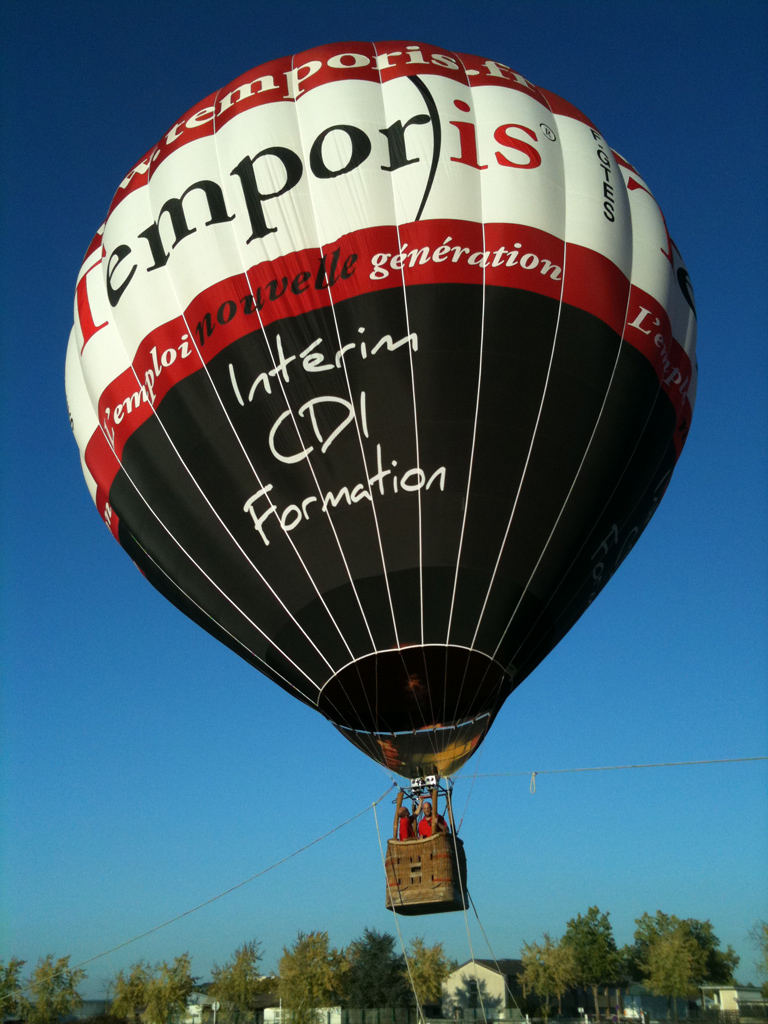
442, 963, 509, 1017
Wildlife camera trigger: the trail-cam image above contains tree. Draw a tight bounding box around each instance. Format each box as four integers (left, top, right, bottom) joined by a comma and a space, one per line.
279, 932, 346, 1024
111, 962, 152, 1024
521, 935, 577, 1018
344, 929, 409, 1009
18, 955, 86, 1024
749, 921, 768, 996
521, 939, 554, 1019
210, 942, 271, 1022
627, 912, 676, 983
687, 920, 739, 984
562, 907, 621, 1022
406, 938, 453, 1008
629, 913, 739, 986
550, 938, 579, 1014
0, 958, 26, 1019
643, 928, 707, 1022
142, 955, 196, 1024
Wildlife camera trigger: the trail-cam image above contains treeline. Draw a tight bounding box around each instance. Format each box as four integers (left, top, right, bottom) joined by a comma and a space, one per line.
0, 931, 450, 1024
2, 914, 766, 1024
518, 908, 744, 1021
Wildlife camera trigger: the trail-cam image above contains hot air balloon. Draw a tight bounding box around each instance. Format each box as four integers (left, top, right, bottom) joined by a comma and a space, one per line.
66, 42, 696, 911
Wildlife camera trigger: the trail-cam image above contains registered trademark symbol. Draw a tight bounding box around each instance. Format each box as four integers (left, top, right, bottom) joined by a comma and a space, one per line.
540, 123, 557, 142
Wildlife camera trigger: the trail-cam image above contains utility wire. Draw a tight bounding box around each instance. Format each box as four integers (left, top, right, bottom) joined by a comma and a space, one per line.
456, 755, 767, 781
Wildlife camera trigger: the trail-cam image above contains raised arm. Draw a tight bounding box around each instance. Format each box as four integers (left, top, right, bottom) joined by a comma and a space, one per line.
392, 790, 404, 839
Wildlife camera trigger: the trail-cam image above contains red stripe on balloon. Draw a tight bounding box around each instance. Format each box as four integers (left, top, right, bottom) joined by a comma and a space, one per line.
84, 219, 691, 498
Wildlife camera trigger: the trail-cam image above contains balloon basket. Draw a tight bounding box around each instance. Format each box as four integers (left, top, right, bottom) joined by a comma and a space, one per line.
384, 831, 468, 915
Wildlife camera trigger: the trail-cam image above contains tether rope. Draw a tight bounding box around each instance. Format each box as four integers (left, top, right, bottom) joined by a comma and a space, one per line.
371, 802, 426, 1024
468, 891, 524, 1016
4, 786, 395, 1003
455, 868, 489, 1023
439, 782, 489, 1024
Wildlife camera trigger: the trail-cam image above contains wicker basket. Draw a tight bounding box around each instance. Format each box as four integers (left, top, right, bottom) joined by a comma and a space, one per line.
384, 831, 468, 915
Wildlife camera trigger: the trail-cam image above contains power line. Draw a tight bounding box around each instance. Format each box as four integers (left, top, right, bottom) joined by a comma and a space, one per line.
456, 755, 767, 784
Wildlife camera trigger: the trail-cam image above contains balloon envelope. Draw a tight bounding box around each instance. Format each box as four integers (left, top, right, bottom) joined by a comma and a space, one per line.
66, 42, 697, 778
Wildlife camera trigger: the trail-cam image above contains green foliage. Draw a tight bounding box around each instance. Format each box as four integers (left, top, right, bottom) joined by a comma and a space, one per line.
18, 954, 86, 1024
111, 958, 197, 1024
563, 907, 621, 987
0, 958, 26, 1018
643, 928, 707, 1019
562, 907, 621, 1022
279, 932, 347, 1024
687, 919, 739, 984
142, 955, 196, 1024
406, 938, 452, 1007
344, 929, 410, 1009
520, 934, 577, 1017
111, 961, 152, 1023
210, 942, 271, 1020
630, 912, 739, 986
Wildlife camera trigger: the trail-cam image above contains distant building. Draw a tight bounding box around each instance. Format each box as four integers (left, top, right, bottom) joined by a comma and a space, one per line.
622, 984, 691, 1021
621, 983, 768, 1022
700, 985, 767, 1016
442, 959, 524, 1020
185, 992, 219, 1023
264, 1009, 340, 1024
184, 990, 280, 1024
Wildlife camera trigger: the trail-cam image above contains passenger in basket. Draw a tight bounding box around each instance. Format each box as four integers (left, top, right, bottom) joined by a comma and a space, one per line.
397, 803, 418, 840
417, 800, 448, 837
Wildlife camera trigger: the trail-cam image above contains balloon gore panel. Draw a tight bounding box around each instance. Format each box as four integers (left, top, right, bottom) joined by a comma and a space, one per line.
66, 42, 696, 778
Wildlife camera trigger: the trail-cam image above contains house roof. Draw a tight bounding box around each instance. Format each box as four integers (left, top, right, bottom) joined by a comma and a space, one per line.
454, 959, 523, 978
701, 986, 763, 994
253, 994, 280, 1009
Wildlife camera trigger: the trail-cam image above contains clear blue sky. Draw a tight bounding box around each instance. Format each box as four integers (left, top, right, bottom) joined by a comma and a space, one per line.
1, 0, 766, 1000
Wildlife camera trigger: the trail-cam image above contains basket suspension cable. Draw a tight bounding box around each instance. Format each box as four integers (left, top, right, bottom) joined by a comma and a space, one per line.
372, 800, 427, 1024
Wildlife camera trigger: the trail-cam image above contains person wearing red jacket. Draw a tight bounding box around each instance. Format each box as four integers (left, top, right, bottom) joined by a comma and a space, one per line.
396, 804, 417, 840
417, 800, 448, 837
